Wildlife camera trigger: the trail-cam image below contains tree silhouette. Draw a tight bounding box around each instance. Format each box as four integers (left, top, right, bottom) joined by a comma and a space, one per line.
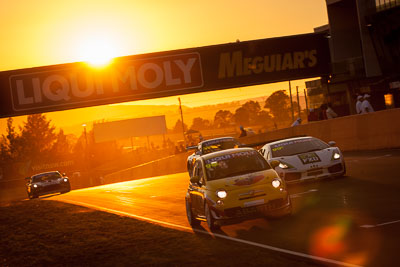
190, 117, 211, 131
264, 90, 291, 123
214, 110, 233, 128
234, 106, 250, 126
257, 110, 273, 126
51, 129, 71, 158
19, 114, 56, 161
234, 100, 263, 126
0, 118, 22, 161
172, 119, 188, 133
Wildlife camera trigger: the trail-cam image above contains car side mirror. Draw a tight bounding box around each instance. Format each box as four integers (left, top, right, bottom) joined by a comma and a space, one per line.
270, 160, 280, 169
328, 141, 336, 147
62, 173, 66, 177
190, 175, 200, 184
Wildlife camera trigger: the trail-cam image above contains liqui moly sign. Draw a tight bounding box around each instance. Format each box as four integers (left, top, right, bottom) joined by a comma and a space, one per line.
0, 33, 330, 117
6, 53, 203, 113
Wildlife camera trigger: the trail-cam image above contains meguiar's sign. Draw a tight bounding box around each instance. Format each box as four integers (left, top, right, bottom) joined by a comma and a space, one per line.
0, 32, 330, 117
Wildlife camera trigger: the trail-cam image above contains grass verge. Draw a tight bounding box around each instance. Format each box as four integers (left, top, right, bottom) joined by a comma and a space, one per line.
0, 200, 321, 266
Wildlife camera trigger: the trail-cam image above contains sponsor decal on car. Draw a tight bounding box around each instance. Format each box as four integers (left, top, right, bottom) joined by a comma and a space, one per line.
298, 152, 321, 164
233, 175, 264, 186
271, 138, 310, 150
205, 150, 258, 165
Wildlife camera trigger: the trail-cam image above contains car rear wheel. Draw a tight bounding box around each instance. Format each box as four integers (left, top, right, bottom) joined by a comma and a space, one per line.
186, 199, 200, 227
205, 203, 220, 230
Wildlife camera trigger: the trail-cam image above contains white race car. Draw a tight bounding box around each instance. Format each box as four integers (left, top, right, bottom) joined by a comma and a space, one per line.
259, 136, 346, 183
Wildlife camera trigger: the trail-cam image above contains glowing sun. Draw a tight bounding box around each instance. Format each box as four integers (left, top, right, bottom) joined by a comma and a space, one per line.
78, 35, 118, 67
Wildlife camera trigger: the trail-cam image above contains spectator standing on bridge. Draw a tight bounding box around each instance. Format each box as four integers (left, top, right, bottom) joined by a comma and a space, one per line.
326, 103, 338, 119
239, 125, 247, 138
319, 104, 328, 120
356, 95, 363, 114
307, 108, 318, 122
361, 94, 374, 114
291, 118, 302, 127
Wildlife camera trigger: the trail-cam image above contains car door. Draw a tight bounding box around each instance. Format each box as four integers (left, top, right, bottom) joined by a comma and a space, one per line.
190, 160, 207, 217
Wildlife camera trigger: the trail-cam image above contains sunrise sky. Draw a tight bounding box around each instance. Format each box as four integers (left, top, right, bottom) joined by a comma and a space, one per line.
0, 0, 328, 135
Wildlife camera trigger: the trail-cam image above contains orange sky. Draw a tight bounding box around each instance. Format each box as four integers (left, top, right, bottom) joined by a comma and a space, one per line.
0, 0, 328, 135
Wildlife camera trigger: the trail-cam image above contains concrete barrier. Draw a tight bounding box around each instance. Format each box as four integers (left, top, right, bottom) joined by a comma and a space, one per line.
240, 108, 400, 151
103, 109, 400, 183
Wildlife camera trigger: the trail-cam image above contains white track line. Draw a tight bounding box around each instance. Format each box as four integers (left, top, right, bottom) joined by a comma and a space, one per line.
290, 189, 318, 198
55, 199, 363, 267
366, 154, 392, 160
360, 219, 400, 229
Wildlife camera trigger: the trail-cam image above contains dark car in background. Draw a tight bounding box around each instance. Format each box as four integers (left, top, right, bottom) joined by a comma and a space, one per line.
25, 171, 71, 199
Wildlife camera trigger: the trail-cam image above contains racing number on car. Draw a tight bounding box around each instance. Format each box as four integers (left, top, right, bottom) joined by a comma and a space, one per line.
298, 152, 321, 164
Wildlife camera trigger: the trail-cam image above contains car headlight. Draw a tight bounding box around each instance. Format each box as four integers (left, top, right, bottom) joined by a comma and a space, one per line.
332, 152, 341, 160
33, 184, 38, 188
278, 161, 293, 169
272, 179, 281, 188
63, 178, 68, 182
216, 189, 227, 199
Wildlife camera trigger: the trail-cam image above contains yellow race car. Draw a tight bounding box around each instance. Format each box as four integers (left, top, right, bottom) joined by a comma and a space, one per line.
185, 147, 292, 230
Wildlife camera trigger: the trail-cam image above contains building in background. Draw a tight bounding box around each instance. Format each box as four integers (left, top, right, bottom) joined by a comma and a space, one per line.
306, 0, 400, 116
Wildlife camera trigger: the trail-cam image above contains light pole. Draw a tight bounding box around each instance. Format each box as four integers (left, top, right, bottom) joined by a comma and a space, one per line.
178, 97, 187, 147
288, 80, 294, 122
82, 123, 88, 149
82, 123, 90, 186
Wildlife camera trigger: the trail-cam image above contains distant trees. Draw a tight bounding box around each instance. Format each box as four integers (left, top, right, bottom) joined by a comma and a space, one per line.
0, 114, 69, 163
171, 89, 296, 133
264, 90, 291, 123
0, 114, 128, 180
190, 117, 211, 131
214, 110, 234, 128
172, 119, 188, 133
19, 114, 57, 161
1, 118, 19, 161
51, 129, 71, 158
234, 100, 264, 126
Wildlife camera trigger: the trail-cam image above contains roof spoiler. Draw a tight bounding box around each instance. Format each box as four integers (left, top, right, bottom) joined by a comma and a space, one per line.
186, 145, 197, 151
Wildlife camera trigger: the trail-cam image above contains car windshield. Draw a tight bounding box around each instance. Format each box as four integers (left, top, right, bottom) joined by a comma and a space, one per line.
271, 138, 329, 157
205, 150, 270, 181
32, 172, 62, 183
201, 138, 240, 155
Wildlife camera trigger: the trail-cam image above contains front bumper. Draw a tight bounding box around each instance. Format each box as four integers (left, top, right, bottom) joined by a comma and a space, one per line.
280, 161, 346, 184
30, 182, 70, 196
210, 194, 291, 225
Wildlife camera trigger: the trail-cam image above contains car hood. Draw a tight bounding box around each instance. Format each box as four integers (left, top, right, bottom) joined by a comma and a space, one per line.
206, 169, 280, 192
271, 147, 340, 169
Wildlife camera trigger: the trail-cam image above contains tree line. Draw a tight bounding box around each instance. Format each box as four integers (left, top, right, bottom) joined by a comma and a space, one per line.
0, 89, 297, 179
0, 114, 124, 180
171, 90, 296, 132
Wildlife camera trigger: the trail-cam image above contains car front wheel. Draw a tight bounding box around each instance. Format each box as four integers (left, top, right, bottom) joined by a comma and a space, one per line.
62, 184, 71, 193
28, 193, 37, 199
186, 199, 200, 227
205, 203, 220, 230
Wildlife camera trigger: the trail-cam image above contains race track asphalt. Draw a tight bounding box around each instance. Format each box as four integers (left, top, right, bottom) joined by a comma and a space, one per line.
44, 148, 400, 267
